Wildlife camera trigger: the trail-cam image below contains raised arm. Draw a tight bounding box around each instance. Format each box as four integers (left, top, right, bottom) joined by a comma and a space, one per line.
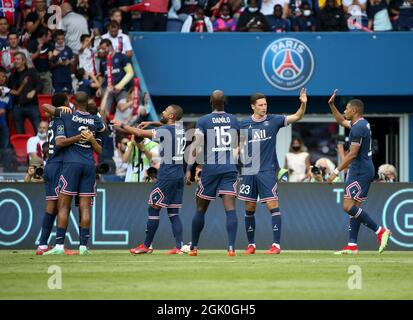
328, 89, 351, 129
112, 119, 153, 139
286, 88, 307, 125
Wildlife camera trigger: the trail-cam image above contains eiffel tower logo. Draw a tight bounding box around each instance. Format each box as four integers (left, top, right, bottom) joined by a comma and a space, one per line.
276, 50, 300, 77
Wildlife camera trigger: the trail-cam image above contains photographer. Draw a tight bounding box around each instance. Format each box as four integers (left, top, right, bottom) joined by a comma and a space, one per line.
123, 134, 160, 182
309, 157, 341, 183
376, 164, 397, 183
24, 156, 44, 183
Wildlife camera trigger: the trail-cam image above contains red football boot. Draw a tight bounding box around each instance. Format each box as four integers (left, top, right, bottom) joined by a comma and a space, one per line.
36, 245, 51, 255
130, 243, 152, 254
227, 249, 236, 257
334, 245, 359, 255
265, 244, 281, 255
244, 244, 256, 255
164, 248, 183, 254
188, 248, 198, 256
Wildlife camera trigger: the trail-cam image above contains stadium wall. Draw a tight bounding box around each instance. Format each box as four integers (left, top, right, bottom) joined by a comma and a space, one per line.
131, 32, 413, 97
1, 183, 412, 250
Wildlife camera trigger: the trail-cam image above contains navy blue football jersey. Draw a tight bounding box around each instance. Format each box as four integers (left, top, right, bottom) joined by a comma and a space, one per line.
46, 118, 66, 164
349, 118, 375, 174
56, 111, 105, 165
240, 114, 287, 173
195, 111, 239, 175
152, 124, 185, 180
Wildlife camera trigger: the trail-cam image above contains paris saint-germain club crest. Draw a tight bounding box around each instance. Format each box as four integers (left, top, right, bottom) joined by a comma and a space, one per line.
261, 38, 314, 91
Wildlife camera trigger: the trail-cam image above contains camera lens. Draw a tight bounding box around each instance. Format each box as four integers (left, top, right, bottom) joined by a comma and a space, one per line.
311, 166, 320, 175
35, 167, 44, 177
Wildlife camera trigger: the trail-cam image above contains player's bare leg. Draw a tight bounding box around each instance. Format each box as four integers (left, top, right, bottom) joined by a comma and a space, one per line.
244, 201, 257, 254
265, 200, 282, 255
37, 200, 58, 255
222, 194, 238, 256
189, 197, 210, 256
78, 196, 92, 255
44, 194, 73, 255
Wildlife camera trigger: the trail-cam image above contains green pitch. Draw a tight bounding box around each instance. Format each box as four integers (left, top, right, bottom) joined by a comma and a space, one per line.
1, 250, 412, 300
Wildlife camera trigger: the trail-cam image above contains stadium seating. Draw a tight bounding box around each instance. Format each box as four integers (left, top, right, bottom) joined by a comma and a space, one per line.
37, 94, 52, 120
9, 134, 31, 165
167, 19, 184, 32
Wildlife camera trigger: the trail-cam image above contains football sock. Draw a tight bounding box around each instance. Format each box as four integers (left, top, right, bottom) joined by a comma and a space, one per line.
226, 210, 238, 250
191, 210, 205, 250
144, 207, 161, 248
348, 206, 379, 233
270, 208, 281, 246
79, 227, 90, 246
349, 217, 361, 245
245, 210, 256, 245
39, 212, 57, 246
168, 208, 183, 249
56, 227, 66, 245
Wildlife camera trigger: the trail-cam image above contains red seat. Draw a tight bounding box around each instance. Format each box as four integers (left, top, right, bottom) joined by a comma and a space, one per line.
10, 134, 31, 164
37, 94, 52, 120
8, 116, 36, 136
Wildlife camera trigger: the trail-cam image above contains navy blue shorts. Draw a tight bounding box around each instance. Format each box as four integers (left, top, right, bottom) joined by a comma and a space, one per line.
59, 163, 96, 197
148, 178, 184, 208
344, 170, 374, 202
238, 170, 278, 203
196, 172, 238, 200
44, 162, 63, 201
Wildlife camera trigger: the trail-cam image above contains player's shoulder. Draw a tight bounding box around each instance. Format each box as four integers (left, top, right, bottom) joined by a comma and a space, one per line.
267, 114, 285, 122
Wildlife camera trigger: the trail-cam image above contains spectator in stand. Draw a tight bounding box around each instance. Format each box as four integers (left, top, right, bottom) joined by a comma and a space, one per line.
168, 0, 182, 20
49, 29, 75, 94
0, 17, 9, 50
109, 8, 130, 35
0, 0, 20, 28
391, 0, 413, 30
133, 0, 169, 31
316, 0, 348, 31
78, 33, 100, 78
292, 2, 317, 31
1, 31, 32, 76
342, 0, 369, 31
266, 4, 291, 31
284, 137, 311, 182
260, 0, 290, 18
25, 0, 52, 46
28, 28, 52, 94
213, 3, 237, 32
0, 67, 11, 151
26, 120, 48, 160
75, 0, 95, 30
177, 0, 203, 22
181, 6, 214, 32
376, 164, 397, 182
289, 0, 313, 19
236, 0, 269, 31
113, 134, 129, 181
367, 0, 393, 31
97, 39, 134, 116
206, 0, 245, 20
60, 2, 89, 55
75, 68, 100, 95
9, 52, 41, 134
102, 21, 133, 59
115, 0, 135, 33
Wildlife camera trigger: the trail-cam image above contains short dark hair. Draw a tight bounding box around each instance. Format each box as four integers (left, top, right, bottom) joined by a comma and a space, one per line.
348, 99, 364, 114
75, 68, 86, 81
7, 31, 18, 38
250, 93, 266, 105
108, 21, 120, 29
170, 104, 183, 121
100, 39, 113, 48
52, 93, 69, 107
80, 34, 90, 43
37, 28, 48, 38
0, 66, 6, 74
75, 91, 89, 108
54, 29, 65, 38
13, 51, 26, 60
